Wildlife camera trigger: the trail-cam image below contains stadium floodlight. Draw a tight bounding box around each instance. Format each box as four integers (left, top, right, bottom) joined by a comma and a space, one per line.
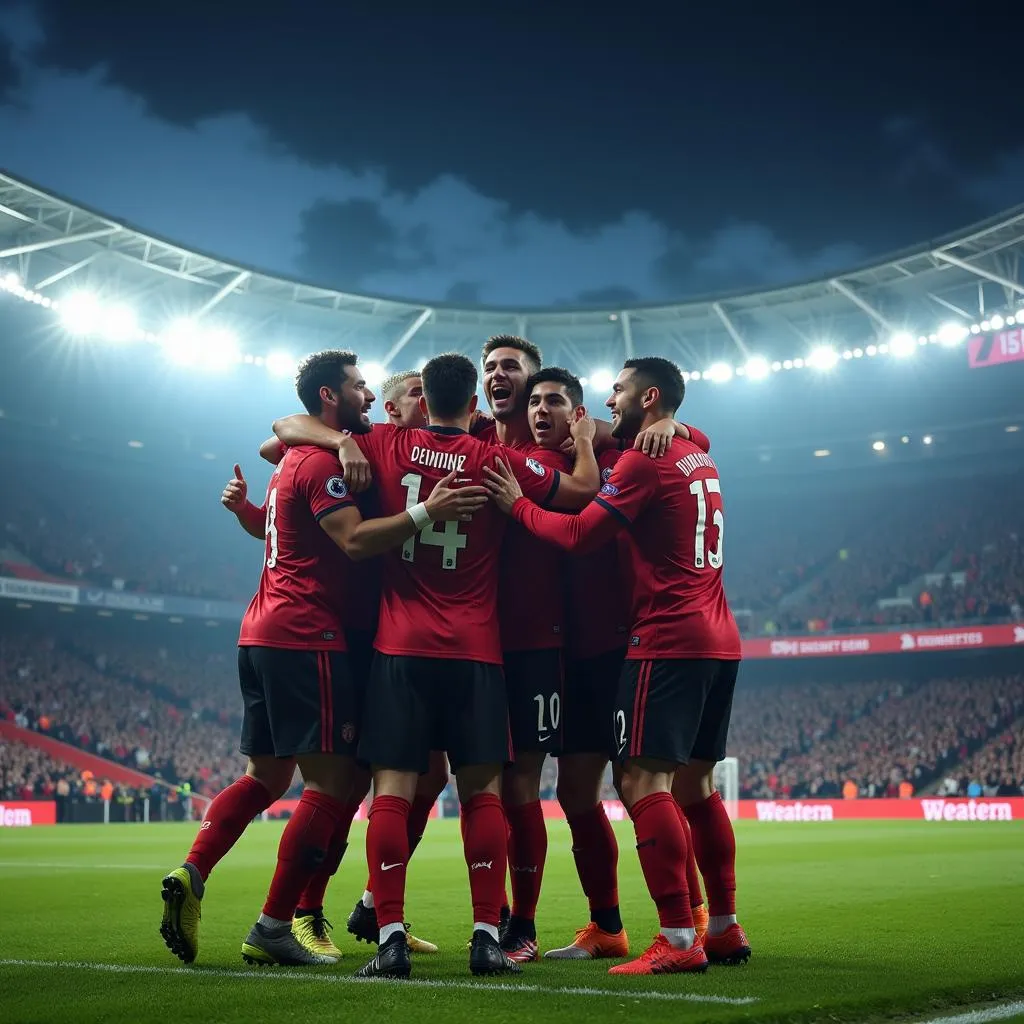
981, 320, 992, 332
99, 304, 138, 343
989, 314, 1005, 331
872, 440, 886, 452
937, 323, 967, 347
889, 332, 917, 358
202, 328, 242, 370
865, 344, 878, 357
2, 271, 22, 291
706, 362, 733, 383
743, 356, 770, 380
814, 449, 830, 457
923, 435, 933, 445
360, 361, 388, 389
807, 345, 839, 371
160, 319, 204, 366
588, 369, 616, 392
59, 291, 103, 336
265, 350, 297, 379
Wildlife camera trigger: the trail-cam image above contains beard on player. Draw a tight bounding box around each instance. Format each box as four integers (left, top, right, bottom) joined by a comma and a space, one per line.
607, 372, 645, 439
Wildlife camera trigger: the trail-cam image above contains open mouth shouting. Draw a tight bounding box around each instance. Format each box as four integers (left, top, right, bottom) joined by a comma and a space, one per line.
488, 381, 514, 413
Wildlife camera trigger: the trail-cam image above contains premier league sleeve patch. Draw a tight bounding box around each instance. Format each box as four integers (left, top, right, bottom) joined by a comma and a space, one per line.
601, 467, 613, 482
600, 481, 620, 496
526, 457, 546, 476
326, 475, 349, 499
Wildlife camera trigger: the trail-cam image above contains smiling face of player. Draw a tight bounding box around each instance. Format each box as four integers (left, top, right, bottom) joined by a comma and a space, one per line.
607, 367, 647, 439
324, 363, 375, 434
483, 347, 532, 423
385, 375, 426, 428
528, 381, 576, 450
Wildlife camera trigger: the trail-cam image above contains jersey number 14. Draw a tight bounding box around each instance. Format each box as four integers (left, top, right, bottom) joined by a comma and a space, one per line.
400, 473, 467, 570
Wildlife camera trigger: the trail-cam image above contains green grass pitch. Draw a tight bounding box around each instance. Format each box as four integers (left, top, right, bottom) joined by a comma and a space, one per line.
1, 819, 1022, 1024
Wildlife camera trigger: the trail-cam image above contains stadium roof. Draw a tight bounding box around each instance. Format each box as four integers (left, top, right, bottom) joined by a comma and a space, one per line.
2, 168, 1024, 375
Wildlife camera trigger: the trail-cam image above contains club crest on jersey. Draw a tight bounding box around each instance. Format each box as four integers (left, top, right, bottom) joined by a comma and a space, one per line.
600, 481, 620, 496
325, 476, 349, 499
601, 467, 614, 482
526, 457, 545, 476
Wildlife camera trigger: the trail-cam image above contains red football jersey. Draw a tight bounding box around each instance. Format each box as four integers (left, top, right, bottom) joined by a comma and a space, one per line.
567, 448, 631, 659
511, 437, 740, 661
498, 441, 572, 652
239, 446, 356, 650
343, 490, 382, 635
354, 424, 561, 663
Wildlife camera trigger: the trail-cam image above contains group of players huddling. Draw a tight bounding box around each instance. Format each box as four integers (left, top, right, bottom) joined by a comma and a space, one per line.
158, 335, 749, 979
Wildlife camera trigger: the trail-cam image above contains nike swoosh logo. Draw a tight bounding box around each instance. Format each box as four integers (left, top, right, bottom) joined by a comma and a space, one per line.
380, 862, 403, 872
538, 734, 551, 743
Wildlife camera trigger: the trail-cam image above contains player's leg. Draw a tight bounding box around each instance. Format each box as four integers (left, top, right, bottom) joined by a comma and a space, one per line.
351, 754, 443, 953
546, 650, 627, 959
675, 660, 749, 965
241, 649, 364, 966
446, 660, 521, 977
160, 648, 294, 964
352, 654, 432, 979
607, 659, 710, 976
501, 648, 563, 961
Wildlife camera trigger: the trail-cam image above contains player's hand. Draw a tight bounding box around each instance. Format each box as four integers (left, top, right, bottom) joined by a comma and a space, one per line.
424, 471, 490, 523
469, 408, 492, 433
634, 416, 674, 457
481, 456, 524, 515
221, 464, 248, 513
569, 410, 596, 446
338, 436, 372, 493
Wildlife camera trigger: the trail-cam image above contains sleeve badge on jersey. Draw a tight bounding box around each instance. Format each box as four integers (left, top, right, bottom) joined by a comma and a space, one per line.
601, 467, 613, 482
600, 481, 620, 496
326, 475, 349, 499
526, 457, 546, 476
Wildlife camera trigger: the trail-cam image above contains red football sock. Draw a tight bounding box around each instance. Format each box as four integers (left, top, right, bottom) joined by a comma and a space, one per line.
684, 791, 737, 916
407, 792, 436, 857
673, 800, 705, 908
365, 795, 410, 928
261, 789, 344, 921
504, 799, 547, 921
296, 800, 361, 913
186, 774, 272, 881
462, 793, 507, 927
629, 791, 692, 929
566, 804, 619, 913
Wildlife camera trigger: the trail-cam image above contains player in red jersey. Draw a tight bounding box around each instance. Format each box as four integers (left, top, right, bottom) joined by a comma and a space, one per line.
161, 351, 485, 970
483, 356, 747, 976
312, 352, 595, 979
344, 370, 447, 954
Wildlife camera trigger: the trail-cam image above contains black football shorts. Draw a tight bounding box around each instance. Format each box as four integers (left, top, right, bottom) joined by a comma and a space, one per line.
613, 657, 739, 765
358, 654, 511, 774
238, 646, 362, 759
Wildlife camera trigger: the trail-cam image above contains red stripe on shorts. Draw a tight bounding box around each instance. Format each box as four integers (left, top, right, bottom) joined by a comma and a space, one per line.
630, 660, 652, 757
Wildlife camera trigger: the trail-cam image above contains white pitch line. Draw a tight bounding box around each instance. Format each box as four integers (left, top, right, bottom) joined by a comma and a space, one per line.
0, 862, 164, 871
909, 1003, 1024, 1024
0, 958, 758, 1005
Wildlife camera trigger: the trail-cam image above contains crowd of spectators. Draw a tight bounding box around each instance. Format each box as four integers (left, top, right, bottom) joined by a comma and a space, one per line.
0, 632, 245, 799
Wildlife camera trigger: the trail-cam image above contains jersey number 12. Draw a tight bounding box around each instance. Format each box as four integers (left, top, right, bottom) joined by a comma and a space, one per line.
400, 473, 467, 570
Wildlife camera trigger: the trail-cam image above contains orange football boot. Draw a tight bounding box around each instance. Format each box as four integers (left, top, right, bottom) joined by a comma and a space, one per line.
608, 934, 708, 975
704, 923, 751, 965
544, 922, 630, 960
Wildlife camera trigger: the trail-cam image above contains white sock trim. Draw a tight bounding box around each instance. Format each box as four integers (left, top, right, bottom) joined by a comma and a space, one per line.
258, 913, 291, 930
360, 889, 375, 910
660, 926, 696, 950
379, 921, 405, 944
708, 914, 737, 936
474, 922, 499, 941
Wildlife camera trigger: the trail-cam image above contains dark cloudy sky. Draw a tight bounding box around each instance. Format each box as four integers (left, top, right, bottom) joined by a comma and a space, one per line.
1, 0, 1021, 307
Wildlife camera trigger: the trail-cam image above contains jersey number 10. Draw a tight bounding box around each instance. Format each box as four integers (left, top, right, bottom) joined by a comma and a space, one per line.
400, 473, 467, 570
